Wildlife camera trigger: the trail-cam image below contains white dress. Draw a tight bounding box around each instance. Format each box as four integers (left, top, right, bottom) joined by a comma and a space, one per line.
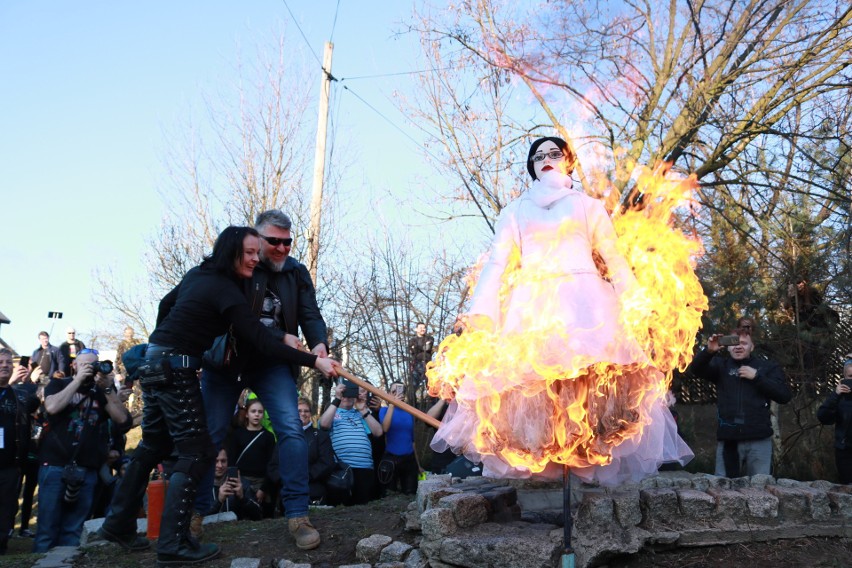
428, 171, 693, 485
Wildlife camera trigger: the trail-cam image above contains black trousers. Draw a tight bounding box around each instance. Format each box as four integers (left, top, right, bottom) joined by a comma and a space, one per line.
103, 369, 215, 554
836, 447, 852, 484
0, 466, 20, 552
17, 456, 38, 532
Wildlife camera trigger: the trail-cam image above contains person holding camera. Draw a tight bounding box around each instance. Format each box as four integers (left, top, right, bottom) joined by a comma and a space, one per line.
33, 348, 131, 553
378, 382, 422, 495
0, 349, 39, 554
686, 331, 791, 477
817, 356, 852, 484
202, 449, 262, 520
320, 381, 382, 505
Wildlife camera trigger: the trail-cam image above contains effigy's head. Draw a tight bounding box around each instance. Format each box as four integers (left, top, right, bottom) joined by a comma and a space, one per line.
527, 136, 575, 180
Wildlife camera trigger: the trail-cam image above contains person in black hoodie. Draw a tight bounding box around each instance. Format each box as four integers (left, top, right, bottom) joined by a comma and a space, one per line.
817, 356, 852, 484
686, 331, 791, 477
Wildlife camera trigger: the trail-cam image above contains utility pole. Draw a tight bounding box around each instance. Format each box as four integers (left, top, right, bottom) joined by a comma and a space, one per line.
305, 41, 334, 285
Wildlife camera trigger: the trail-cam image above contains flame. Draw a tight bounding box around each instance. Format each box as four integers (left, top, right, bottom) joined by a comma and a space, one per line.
427, 162, 706, 474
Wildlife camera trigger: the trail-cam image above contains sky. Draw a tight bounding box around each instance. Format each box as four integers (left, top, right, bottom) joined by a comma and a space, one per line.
0, 1, 466, 355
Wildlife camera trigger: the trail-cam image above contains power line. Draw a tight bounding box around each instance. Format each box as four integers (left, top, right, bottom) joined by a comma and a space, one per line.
340, 83, 445, 164
280, 0, 323, 67
329, 0, 341, 44
340, 67, 453, 81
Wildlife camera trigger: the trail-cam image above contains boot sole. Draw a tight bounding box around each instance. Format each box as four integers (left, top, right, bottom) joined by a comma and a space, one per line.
157, 547, 221, 566
295, 537, 321, 551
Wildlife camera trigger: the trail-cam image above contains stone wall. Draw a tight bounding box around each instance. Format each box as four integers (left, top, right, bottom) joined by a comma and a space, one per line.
409, 472, 852, 568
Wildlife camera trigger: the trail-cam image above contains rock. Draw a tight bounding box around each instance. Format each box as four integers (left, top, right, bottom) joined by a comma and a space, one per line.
355, 534, 393, 564
777, 478, 806, 488
379, 541, 413, 562
404, 501, 421, 531
639, 488, 678, 526
728, 476, 751, 489
827, 489, 852, 519
737, 487, 779, 518
276, 560, 311, 568
611, 490, 642, 528
577, 492, 614, 527
420, 507, 458, 539
749, 474, 775, 488
404, 548, 428, 568
439, 492, 490, 528
415, 478, 453, 513
230, 559, 261, 568
676, 489, 716, 522
707, 488, 748, 521
432, 522, 560, 568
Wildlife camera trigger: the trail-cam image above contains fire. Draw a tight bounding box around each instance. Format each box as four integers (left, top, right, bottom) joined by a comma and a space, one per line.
427, 162, 706, 478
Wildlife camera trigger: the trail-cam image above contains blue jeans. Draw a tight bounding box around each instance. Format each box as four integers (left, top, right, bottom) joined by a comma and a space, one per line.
196, 363, 309, 518
33, 465, 97, 552
714, 438, 773, 477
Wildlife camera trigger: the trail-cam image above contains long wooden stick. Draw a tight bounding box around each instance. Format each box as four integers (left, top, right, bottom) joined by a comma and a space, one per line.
337, 369, 442, 429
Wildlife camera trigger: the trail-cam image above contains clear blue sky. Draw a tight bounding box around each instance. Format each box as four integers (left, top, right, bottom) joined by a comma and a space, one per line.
0, 1, 454, 354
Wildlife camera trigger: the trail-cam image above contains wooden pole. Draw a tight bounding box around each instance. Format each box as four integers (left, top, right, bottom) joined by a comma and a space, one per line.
305, 41, 334, 285
337, 369, 442, 429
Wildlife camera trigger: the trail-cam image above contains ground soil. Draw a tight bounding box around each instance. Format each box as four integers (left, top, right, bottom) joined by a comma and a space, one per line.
0, 492, 848, 567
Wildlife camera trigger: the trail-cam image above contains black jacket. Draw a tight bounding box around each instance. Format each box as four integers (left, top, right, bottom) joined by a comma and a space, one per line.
243, 257, 327, 365
687, 349, 792, 441
303, 424, 335, 501
817, 390, 852, 450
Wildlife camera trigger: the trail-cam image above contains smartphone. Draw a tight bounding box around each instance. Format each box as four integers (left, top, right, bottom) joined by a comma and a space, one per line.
718, 335, 740, 347
226, 466, 239, 481
19, 356, 30, 368
841, 378, 852, 389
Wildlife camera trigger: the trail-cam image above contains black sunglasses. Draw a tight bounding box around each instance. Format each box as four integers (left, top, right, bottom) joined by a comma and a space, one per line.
261, 235, 293, 247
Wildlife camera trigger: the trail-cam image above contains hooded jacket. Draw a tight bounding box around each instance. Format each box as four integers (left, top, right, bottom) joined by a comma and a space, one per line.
817, 389, 852, 450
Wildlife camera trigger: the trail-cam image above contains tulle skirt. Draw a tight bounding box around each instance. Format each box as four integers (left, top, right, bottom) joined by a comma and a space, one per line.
428, 271, 693, 486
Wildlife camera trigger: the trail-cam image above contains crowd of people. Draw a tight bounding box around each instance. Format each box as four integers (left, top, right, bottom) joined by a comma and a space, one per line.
0, 140, 848, 564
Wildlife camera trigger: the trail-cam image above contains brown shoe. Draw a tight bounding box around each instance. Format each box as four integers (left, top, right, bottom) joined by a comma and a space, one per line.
288, 516, 320, 550
189, 511, 204, 541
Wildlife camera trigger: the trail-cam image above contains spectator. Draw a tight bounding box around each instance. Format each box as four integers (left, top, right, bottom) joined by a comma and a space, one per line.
31, 331, 65, 382
426, 398, 457, 474
115, 326, 144, 425
378, 382, 422, 495
59, 327, 86, 377
8, 354, 43, 538
34, 349, 131, 553
227, 399, 279, 518
202, 449, 262, 520
0, 349, 38, 554
197, 211, 330, 550
320, 381, 382, 505
686, 331, 791, 477
817, 356, 852, 484
298, 397, 335, 505
98, 226, 338, 566
408, 323, 434, 392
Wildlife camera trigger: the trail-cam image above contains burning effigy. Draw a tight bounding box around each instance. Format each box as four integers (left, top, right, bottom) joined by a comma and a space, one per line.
427, 137, 707, 486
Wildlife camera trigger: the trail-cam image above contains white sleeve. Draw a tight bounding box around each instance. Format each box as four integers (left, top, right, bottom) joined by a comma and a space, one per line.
467, 207, 521, 326
585, 198, 636, 297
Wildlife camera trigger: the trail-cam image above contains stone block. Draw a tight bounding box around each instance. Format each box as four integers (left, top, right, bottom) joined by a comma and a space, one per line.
439, 492, 490, 528
670, 476, 694, 489
420, 507, 458, 540
690, 475, 711, 492
404, 501, 421, 531
338, 565, 372, 568
379, 541, 414, 562
827, 489, 852, 519
404, 548, 428, 568
705, 475, 731, 489
611, 491, 642, 528
516, 488, 563, 511
276, 561, 311, 568
639, 488, 679, 526
810, 479, 835, 491
768, 485, 831, 520
776, 477, 807, 488
375, 563, 405, 568
436, 522, 561, 568
416, 478, 453, 513
749, 474, 775, 488
576, 492, 614, 527
676, 489, 715, 520
654, 476, 674, 488
707, 488, 748, 520
230, 559, 261, 568
737, 487, 778, 518
728, 476, 751, 489
356, 534, 393, 564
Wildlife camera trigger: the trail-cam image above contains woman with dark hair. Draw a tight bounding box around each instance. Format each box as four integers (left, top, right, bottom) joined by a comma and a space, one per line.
429, 137, 691, 486
99, 226, 339, 565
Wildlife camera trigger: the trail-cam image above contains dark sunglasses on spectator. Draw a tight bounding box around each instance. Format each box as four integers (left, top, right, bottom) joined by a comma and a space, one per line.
79, 348, 99, 355
261, 235, 292, 247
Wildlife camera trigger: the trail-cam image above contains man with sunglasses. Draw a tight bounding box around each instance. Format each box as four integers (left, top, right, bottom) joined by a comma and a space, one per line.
197, 209, 328, 550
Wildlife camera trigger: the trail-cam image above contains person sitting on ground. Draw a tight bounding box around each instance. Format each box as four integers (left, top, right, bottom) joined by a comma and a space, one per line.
319, 381, 382, 506
817, 355, 852, 484
202, 448, 262, 520
298, 397, 335, 505
227, 398, 279, 517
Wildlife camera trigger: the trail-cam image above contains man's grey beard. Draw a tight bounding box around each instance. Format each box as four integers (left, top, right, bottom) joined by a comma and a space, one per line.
260, 252, 286, 272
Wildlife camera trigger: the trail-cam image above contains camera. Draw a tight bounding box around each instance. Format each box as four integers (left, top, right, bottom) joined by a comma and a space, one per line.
342, 380, 359, 398
81, 360, 114, 387
718, 335, 740, 347
62, 463, 86, 504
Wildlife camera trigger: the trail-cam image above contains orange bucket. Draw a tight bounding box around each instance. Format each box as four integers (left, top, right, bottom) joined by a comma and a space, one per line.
146, 476, 168, 539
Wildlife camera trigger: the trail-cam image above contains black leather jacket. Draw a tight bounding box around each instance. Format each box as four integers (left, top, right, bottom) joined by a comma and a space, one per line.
687, 349, 792, 441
